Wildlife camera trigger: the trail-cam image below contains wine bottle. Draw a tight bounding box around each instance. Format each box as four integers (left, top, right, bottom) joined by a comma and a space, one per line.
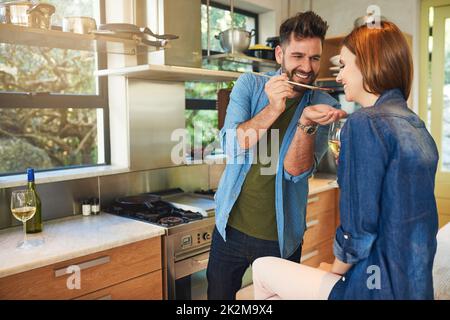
25, 168, 43, 233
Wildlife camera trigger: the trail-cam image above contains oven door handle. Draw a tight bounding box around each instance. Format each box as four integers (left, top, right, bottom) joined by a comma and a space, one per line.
175, 251, 210, 280
192, 257, 209, 265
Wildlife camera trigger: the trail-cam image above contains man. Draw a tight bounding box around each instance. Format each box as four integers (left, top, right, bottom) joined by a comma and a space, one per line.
207, 11, 346, 300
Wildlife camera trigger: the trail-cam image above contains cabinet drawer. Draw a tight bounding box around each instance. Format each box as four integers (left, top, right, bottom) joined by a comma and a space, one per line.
300, 239, 334, 268
75, 270, 163, 300
303, 209, 336, 251
0, 237, 162, 300
307, 189, 336, 217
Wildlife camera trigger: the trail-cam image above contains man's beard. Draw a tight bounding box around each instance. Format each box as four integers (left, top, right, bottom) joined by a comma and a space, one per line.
281, 59, 318, 92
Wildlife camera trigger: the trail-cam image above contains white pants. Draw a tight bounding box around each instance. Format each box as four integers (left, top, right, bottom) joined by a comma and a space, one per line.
252, 257, 342, 300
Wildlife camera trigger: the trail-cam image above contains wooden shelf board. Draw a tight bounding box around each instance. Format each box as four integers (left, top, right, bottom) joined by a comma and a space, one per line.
0, 24, 164, 54
96, 64, 242, 82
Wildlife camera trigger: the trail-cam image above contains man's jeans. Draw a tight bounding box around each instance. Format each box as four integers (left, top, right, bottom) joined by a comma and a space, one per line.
207, 225, 302, 300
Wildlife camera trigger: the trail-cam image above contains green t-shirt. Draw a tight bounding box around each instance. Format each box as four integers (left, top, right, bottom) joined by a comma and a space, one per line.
227, 97, 301, 241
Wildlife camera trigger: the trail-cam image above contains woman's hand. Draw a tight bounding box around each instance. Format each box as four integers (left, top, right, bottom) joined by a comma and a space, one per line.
300, 104, 347, 126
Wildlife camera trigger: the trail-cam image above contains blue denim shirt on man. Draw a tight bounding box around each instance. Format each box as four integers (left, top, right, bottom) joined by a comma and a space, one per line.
214, 69, 340, 258
329, 88, 439, 300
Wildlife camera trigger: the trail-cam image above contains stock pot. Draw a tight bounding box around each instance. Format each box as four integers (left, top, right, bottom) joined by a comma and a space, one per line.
215, 28, 255, 53
0, 1, 55, 29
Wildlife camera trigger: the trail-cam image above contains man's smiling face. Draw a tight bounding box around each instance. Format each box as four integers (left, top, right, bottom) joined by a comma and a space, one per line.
275, 34, 322, 91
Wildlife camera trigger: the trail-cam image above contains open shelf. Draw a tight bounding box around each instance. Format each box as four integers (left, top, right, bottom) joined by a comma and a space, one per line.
95, 64, 242, 82
0, 24, 167, 55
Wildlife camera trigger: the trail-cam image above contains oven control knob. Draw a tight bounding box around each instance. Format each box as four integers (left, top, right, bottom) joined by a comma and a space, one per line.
203, 232, 211, 241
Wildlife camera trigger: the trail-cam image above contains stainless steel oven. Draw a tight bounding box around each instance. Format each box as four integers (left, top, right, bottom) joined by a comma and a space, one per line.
104, 188, 216, 300
164, 217, 215, 300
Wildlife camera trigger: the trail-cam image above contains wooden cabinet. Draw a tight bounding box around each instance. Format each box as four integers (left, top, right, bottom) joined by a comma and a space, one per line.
76, 271, 163, 300
0, 237, 163, 300
301, 189, 338, 267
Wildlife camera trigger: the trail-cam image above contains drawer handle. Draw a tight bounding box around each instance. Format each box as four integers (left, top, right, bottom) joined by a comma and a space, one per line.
97, 295, 112, 300
306, 219, 319, 228
307, 196, 320, 204
54, 256, 111, 278
193, 258, 209, 265
300, 250, 319, 263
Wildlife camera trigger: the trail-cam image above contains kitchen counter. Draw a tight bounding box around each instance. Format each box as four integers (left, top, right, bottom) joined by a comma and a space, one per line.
308, 175, 338, 195
0, 213, 166, 278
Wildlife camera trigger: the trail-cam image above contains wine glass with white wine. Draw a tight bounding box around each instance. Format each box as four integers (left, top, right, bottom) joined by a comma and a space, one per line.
11, 189, 37, 249
328, 119, 346, 187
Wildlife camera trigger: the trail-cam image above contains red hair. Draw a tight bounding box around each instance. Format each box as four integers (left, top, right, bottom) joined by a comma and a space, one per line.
343, 21, 413, 99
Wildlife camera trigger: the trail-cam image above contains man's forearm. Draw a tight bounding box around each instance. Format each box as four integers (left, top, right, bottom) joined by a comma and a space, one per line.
331, 257, 353, 276
237, 105, 282, 149
283, 128, 315, 176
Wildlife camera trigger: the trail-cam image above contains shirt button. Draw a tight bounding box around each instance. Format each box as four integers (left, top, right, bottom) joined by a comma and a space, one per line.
344, 234, 349, 240
342, 277, 346, 282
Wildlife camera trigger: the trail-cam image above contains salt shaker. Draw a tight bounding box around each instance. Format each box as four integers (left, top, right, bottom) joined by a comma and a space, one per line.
81, 200, 91, 216
91, 197, 100, 215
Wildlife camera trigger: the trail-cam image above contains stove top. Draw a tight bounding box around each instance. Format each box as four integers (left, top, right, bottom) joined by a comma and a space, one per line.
193, 189, 216, 197
104, 198, 203, 228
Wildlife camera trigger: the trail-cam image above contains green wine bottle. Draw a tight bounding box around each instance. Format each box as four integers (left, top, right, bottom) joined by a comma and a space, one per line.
26, 168, 43, 233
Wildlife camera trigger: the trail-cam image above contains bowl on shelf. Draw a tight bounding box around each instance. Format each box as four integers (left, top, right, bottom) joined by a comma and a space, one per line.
245, 44, 275, 60
329, 55, 341, 66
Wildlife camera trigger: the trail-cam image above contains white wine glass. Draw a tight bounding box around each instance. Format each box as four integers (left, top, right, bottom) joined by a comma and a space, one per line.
11, 189, 37, 249
328, 119, 346, 187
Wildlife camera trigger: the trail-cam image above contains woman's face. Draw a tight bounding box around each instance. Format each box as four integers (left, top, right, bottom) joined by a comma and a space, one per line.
336, 46, 365, 104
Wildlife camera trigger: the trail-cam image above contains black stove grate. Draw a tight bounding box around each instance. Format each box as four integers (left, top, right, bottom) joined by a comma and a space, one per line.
104, 199, 203, 227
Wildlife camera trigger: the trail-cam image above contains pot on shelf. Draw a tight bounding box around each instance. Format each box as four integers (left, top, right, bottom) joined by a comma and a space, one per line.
215, 28, 255, 53
62, 16, 97, 34
0, 1, 55, 29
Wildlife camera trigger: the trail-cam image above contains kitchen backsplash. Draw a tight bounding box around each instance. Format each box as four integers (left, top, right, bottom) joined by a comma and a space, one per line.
0, 163, 225, 230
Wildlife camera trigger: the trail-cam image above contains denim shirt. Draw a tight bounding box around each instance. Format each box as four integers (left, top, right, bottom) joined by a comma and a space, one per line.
214, 69, 340, 258
329, 89, 439, 300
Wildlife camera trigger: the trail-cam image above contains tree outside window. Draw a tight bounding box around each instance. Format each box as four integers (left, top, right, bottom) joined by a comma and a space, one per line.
0, 0, 107, 176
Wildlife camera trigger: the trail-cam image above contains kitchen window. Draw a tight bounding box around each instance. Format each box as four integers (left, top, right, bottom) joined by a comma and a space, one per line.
0, 0, 109, 176
185, 0, 258, 158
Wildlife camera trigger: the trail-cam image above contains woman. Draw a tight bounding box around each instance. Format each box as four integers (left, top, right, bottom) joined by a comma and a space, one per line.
252, 21, 439, 300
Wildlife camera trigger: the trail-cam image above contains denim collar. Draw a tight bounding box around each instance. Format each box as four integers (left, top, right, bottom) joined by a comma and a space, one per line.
374, 88, 405, 107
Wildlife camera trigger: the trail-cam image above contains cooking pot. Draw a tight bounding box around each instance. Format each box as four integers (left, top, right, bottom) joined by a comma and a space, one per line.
0, 1, 55, 29
62, 16, 97, 34
215, 28, 255, 53
99, 23, 179, 40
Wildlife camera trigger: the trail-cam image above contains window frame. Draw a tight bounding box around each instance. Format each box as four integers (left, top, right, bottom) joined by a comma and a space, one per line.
201, 0, 259, 57
186, 0, 259, 111
0, 0, 111, 176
